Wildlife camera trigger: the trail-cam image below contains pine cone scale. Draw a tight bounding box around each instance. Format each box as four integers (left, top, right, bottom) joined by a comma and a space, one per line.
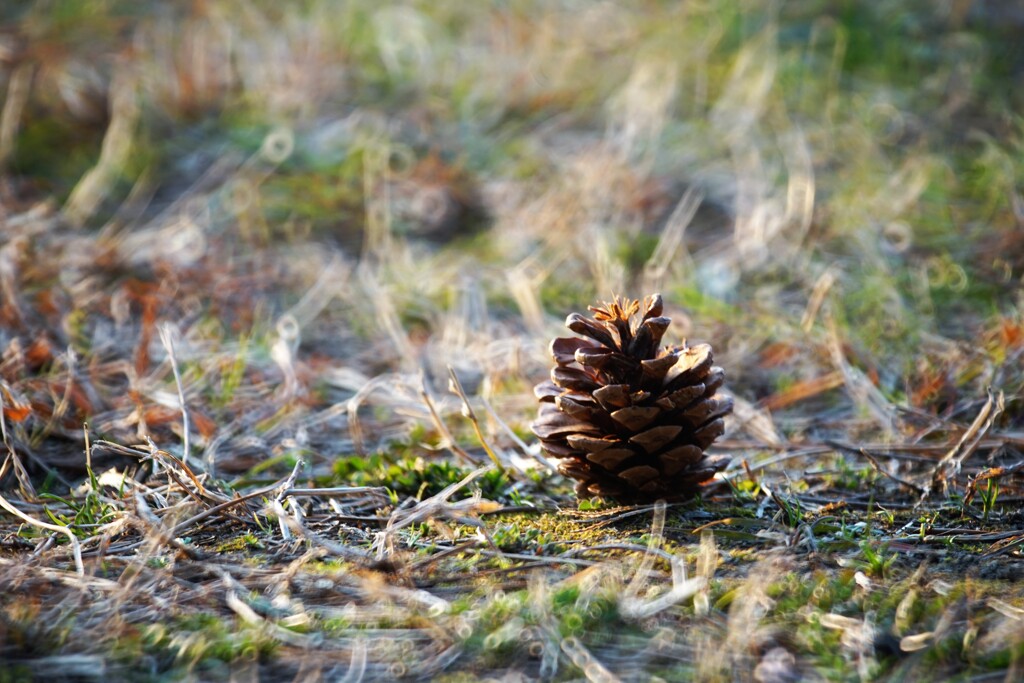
593, 384, 631, 409
552, 337, 599, 364
586, 448, 634, 470
609, 406, 659, 430
566, 313, 618, 348
630, 425, 682, 453
661, 445, 704, 474
551, 367, 601, 392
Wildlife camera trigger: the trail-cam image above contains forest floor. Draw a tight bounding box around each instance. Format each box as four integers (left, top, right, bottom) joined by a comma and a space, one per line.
1, 2, 1024, 680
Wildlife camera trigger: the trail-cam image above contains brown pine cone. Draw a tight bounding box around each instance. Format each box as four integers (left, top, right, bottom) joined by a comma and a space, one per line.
532, 294, 732, 502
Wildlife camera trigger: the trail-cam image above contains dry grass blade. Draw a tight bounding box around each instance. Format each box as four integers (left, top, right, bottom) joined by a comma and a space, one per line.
0, 489, 84, 576
922, 388, 1006, 503
827, 314, 898, 430
560, 636, 621, 683
447, 365, 506, 473
157, 323, 191, 466
63, 65, 139, 227
801, 267, 837, 332
374, 464, 500, 560
759, 371, 845, 412
0, 63, 34, 167
618, 502, 706, 619
220, 569, 316, 647
829, 442, 927, 496
133, 492, 203, 560
418, 372, 477, 466
0, 387, 35, 498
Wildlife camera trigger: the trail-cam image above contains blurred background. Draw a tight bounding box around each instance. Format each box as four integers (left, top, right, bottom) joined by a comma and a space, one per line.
4, 2, 1024, 680
1, 0, 1023, 480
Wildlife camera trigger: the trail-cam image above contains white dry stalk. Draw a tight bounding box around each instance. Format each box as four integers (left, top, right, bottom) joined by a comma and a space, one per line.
439, 277, 487, 354
619, 564, 705, 620
642, 187, 702, 290
989, 598, 1024, 621
560, 636, 621, 683
506, 260, 546, 335
282, 254, 350, 329
357, 266, 416, 370
975, 613, 1024, 659
219, 569, 315, 648
0, 62, 34, 166
801, 266, 838, 332
271, 458, 305, 542
720, 558, 779, 675
479, 394, 557, 473
271, 314, 300, 400
606, 58, 678, 168
346, 376, 387, 456
525, 571, 562, 680
781, 126, 816, 254
623, 501, 667, 600
820, 611, 878, 678
827, 313, 899, 430
158, 324, 191, 465
0, 238, 27, 325
711, 30, 777, 143
693, 531, 718, 616
619, 501, 706, 620
0, 490, 84, 576
270, 499, 293, 542
336, 639, 369, 683
63, 63, 140, 226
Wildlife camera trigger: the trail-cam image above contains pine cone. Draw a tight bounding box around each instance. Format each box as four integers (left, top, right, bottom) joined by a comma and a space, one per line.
532, 294, 732, 503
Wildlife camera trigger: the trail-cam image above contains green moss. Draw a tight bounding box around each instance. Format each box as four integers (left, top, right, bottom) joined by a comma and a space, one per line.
141, 613, 277, 670
331, 453, 516, 504
214, 532, 263, 553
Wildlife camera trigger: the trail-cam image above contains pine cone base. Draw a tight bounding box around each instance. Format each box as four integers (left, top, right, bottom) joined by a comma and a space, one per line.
532, 294, 732, 503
